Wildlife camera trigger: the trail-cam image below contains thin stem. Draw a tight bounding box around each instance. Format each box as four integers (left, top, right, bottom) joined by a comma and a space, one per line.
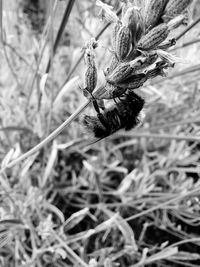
152, 63, 200, 85
113, 132, 200, 143
0, 100, 90, 172
175, 15, 200, 41
25, 1, 59, 109
170, 37, 200, 51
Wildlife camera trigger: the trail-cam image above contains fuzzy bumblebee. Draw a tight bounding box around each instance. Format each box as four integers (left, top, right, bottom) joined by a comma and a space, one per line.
83, 91, 145, 138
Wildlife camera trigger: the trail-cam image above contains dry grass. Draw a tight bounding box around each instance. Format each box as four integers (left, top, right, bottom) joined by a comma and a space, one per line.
0, 0, 200, 266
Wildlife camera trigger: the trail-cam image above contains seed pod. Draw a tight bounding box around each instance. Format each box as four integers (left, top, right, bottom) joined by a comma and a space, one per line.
163, 0, 193, 22
111, 21, 122, 51
105, 54, 119, 76
122, 6, 144, 46
144, 0, 168, 30
106, 62, 134, 84
85, 64, 97, 93
118, 73, 148, 90
84, 49, 97, 93
115, 25, 132, 61
106, 57, 145, 84
138, 23, 169, 50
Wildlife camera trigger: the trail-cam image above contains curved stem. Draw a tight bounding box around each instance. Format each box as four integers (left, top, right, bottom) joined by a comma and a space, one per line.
1, 100, 90, 172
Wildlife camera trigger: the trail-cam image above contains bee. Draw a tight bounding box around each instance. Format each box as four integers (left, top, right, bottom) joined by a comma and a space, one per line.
83, 91, 144, 139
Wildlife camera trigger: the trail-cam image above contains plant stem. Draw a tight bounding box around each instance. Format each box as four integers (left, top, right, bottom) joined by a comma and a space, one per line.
0, 100, 90, 172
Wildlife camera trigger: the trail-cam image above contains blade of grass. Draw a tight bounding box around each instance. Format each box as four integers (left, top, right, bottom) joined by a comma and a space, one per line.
125, 184, 200, 222
25, 0, 59, 110
45, 0, 76, 73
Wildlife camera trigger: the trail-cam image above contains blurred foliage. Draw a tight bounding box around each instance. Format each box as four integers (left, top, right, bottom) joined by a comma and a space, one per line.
0, 0, 200, 266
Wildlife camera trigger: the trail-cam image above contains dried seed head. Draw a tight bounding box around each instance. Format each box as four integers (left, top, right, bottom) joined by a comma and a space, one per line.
96, 0, 119, 23
122, 6, 144, 45
163, 0, 193, 22
138, 23, 169, 50
144, 0, 168, 31
115, 25, 132, 60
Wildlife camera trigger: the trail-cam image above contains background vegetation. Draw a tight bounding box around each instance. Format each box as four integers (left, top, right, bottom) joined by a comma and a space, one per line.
1, 0, 200, 266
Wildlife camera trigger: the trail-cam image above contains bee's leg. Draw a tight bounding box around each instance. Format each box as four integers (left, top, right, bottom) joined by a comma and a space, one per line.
83, 87, 102, 115
97, 112, 110, 130
88, 91, 109, 129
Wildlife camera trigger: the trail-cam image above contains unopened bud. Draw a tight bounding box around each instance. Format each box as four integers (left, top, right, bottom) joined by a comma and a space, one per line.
138, 23, 169, 51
